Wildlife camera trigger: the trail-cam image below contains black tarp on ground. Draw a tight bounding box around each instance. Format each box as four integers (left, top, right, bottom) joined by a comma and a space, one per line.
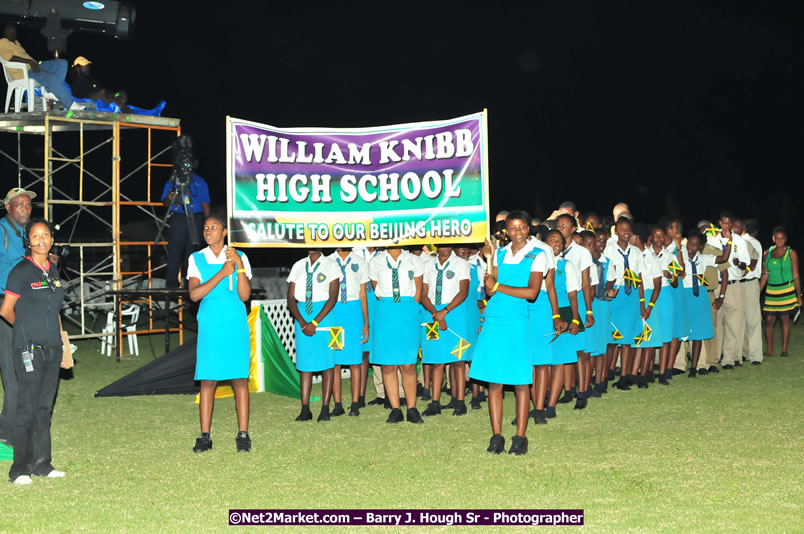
95, 339, 199, 397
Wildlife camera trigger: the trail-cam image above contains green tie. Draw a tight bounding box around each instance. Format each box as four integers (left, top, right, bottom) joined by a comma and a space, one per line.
435, 260, 449, 305
305, 262, 319, 314
387, 258, 401, 303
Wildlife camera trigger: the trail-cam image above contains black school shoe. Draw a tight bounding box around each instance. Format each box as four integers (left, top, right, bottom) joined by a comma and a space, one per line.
367, 397, 386, 406
545, 406, 557, 419
574, 395, 588, 410
317, 406, 331, 422
442, 398, 457, 410
708, 366, 720, 373
470, 398, 482, 410
295, 406, 313, 422
420, 388, 432, 401
698, 368, 709, 375
487, 434, 505, 454
348, 404, 360, 416
331, 403, 346, 416
422, 402, 441, 416
751, 361, 762, 366
557, 391, 574, 404
452, 401, 467, 416
406, 407, 424, 424
193, 433, 212, 453
533, 410, 547, 424
386, 408, 404, 423
236, 431, 251, 452
355, 396, 366, 409
508, 436, 528, 456
722, 364, 734, 370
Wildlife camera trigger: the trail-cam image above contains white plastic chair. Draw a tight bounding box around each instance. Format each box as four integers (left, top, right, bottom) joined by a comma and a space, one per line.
0, 56, 46, 112
100, 304, 140, 357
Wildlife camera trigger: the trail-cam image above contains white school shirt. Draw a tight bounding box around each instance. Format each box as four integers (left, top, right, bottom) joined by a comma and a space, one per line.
604, 243, 645, 287
641, 249, 664, 288
352, 247, 380, 263
558, 243, 594, 279
717, 233, 751, 281
327, 251, 370, 302
186, 246, 253, 282
467, 253, 488, 298
682, 253, 718, 289
369, 250, 423, 298
418, 253, 437, 271
649, 246, 675, 288
560, 257, 582, 293
491, 241, 548, 274
741, 234, 763, 281
286, 255, 342, 302
423, 253, 471, 304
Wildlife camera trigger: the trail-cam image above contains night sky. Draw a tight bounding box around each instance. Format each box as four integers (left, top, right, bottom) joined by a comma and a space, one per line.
7, 1, 799, 261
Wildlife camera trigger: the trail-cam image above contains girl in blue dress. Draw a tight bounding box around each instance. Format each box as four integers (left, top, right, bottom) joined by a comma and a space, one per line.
469, 211, 545, 456
683, 232, 730, 375
327, 248, 370, 416
543, 230, 583, 418
187, 215, 252, 453
456, 244, 487, 410
590, 231, 612, 395
287, 250, 342, 422
368, 247, 424, 424
420, 246, 471, 416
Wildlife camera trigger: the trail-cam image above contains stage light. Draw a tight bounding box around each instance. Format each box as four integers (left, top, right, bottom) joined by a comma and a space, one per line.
0, 0, 136, 52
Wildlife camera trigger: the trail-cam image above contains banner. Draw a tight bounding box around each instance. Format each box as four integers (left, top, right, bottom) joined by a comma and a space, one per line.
226, 111, 489, 247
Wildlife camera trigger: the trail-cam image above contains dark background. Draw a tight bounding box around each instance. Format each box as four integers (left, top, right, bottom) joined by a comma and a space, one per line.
3, 1, 799, 266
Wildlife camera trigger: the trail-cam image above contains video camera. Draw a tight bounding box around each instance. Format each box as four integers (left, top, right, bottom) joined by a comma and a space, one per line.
169, 136, 195, 188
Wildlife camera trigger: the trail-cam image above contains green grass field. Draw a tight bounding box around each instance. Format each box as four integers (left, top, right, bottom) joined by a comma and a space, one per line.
1, 327, 802, 533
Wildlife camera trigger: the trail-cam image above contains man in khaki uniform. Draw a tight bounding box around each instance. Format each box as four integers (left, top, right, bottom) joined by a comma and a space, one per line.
736, 220, 763, 364
713, 213, 751, 369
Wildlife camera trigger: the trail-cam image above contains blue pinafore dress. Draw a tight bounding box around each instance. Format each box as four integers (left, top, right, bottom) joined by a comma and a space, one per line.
549, 258, 580, 365
421, 261, 471, 365
459, 261, 483, 362
193, 251, 250, 380
468, 247, 539, 385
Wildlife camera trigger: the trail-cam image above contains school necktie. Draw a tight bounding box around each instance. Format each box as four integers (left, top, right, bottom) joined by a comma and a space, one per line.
387, 258, 401, 303
691, 258, 699, 297
618, 249, 632, 295
435, 260, 449, 305
593, 258, 606, 300
305, 262, 319, 314
338, 257, 351, 304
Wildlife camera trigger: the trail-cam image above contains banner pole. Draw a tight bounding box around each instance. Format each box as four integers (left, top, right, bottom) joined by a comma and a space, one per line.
481, 108, 496, 279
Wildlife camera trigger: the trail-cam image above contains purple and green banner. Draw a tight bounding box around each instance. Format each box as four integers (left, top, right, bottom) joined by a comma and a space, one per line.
226, 112, 489, 248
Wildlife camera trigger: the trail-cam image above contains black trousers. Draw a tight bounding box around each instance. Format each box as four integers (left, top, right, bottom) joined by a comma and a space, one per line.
9, 345, 62, 480
166, 213, 204, 288
0, 299, 16, 443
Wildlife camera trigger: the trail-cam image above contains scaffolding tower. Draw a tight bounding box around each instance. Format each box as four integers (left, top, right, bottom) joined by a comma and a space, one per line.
0, 109, 183, 359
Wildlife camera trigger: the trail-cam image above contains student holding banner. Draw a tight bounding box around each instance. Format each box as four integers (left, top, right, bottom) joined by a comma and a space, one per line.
368, 247, 424, 424
327, 248, 370, 417
469, 211, 545, 456
187, 214, 252, 453
420, 246, 471, 417
287, 250, 341, 422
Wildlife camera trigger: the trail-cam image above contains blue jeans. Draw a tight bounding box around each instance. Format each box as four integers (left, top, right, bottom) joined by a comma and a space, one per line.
29, 59, 74, 109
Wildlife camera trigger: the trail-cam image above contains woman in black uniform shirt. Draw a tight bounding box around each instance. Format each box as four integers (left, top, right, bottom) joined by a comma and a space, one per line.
0, 218, 70, 485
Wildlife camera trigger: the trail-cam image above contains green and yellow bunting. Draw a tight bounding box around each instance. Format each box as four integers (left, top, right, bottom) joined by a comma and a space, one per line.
704, 224, 720, 238
424, 322, 440, 341
328, 327, 344, 351
623, 269, 641, 288
451, 338, 471, 360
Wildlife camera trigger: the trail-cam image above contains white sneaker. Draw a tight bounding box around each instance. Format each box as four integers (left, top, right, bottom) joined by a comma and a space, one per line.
46, 469, 65, 478
12, 475, 32, 485
69, 102, 86, 111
